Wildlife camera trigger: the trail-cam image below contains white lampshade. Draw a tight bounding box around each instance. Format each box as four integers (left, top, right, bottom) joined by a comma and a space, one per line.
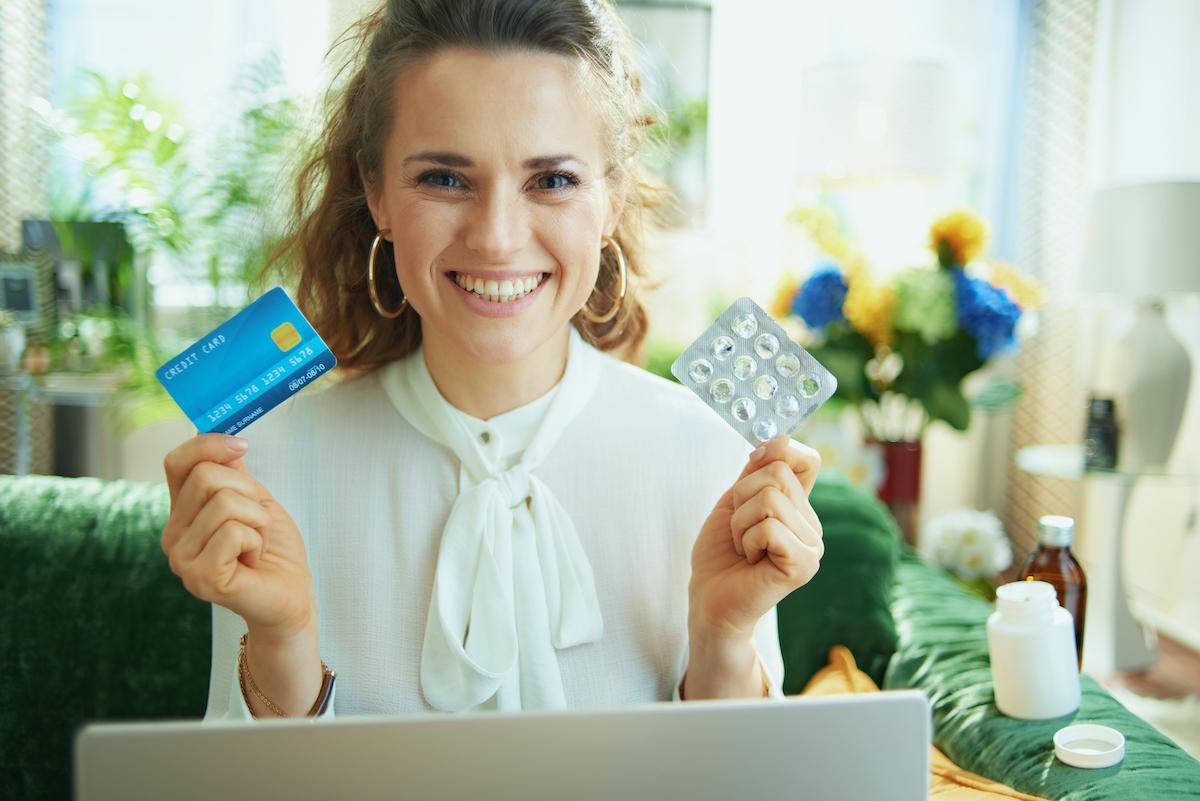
1080, 180, 1200, 471
1080, 181, 1200, 296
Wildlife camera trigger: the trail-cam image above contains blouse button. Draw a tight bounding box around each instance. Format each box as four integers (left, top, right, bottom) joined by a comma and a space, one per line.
479, 431, 491, 444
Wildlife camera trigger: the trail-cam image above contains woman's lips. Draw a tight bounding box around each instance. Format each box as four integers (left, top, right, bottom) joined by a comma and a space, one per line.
450, 271, 546, 299
446, 271, 551, 318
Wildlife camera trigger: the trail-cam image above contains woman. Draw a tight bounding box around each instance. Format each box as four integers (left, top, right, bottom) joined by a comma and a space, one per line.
161, 0, 824, 719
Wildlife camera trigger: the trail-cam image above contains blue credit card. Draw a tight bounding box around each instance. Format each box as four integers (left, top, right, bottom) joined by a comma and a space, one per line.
155, 286, 337, 436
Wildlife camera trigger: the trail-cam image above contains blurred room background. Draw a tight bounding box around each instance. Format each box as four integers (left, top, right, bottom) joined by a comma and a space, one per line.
1, 0, 1197, 748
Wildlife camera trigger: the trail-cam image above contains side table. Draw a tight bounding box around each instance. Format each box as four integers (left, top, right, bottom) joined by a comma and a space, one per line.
1016, 444, 1199, 676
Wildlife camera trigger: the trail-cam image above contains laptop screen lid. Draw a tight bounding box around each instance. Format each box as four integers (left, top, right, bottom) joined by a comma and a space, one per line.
76, 690, 930, 801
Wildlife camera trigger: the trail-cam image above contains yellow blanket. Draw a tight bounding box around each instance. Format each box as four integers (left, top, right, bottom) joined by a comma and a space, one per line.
800, 646, 1052, 801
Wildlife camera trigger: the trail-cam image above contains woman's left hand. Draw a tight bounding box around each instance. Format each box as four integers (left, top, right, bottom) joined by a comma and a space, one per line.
688, 435, 823, 641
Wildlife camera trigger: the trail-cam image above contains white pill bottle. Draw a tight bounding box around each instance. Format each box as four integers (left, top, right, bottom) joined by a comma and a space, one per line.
987, 580, 1081, 719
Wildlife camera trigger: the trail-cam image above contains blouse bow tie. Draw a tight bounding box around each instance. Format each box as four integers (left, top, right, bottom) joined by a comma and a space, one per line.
381, 327, 604, 712
494, 465, 531, 508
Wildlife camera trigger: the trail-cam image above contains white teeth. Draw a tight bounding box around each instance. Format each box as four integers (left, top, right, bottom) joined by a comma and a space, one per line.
453, 272, 544, 302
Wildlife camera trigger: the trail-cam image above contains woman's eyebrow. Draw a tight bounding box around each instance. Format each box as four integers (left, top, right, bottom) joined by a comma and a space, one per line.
402, 151, 588, 170
524, 154, 587, 170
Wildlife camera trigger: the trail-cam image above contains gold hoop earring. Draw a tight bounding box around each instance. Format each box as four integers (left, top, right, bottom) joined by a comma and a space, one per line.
368, 229, 408, 319
579, 235, 628, 324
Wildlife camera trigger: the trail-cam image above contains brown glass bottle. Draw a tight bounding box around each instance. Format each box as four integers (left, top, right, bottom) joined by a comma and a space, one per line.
1019, 515, 1087, 668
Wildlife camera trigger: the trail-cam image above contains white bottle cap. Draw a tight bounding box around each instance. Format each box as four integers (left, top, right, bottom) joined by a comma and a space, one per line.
1053, 723, 1125, 768
1038, 514, 1075, 546
995, 580, 1057, 624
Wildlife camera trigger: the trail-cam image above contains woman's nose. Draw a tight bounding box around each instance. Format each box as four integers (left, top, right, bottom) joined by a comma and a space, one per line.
463, 188, 530, 261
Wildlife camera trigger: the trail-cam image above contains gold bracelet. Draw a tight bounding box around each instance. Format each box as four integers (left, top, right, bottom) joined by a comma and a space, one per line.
238, 632, 335, 718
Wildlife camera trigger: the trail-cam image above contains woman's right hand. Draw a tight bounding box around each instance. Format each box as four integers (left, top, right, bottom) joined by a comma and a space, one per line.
161, 433, 315, 640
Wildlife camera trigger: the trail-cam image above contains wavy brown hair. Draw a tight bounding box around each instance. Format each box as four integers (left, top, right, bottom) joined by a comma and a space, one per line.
257, 0, 676, 377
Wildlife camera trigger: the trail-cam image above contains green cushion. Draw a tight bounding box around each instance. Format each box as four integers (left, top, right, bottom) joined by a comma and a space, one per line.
780, 470, 900, 692
0, 470, 903, 798
884, 549, 1200, 799
14, 469, 1192, 801
0, 475, 209, 801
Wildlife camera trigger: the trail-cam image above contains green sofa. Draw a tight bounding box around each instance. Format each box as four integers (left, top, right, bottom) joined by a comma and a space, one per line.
2, 472, 1198, 801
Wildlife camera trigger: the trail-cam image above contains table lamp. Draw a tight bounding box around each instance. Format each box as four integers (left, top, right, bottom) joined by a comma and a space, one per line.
1080, 180, 1200, 471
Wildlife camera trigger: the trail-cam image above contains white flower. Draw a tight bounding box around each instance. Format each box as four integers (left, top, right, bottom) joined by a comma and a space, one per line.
920, 509, 1013, 580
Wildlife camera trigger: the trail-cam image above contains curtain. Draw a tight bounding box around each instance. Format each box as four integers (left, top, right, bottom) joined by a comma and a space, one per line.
0, 0, 50, 252
1003, 0, 1100, 553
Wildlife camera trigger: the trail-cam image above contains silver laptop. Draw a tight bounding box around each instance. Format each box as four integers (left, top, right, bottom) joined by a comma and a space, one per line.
75, 691, 930, 800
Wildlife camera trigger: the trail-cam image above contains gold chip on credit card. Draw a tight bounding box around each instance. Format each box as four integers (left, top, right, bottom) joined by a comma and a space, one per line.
271, 322, 301, 351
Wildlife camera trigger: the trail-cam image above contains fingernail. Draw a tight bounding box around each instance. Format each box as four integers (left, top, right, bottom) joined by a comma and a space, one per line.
751, 445, 766, 462
226, 436, 249, 453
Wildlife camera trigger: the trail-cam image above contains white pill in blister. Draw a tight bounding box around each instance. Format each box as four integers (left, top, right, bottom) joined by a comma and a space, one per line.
754, 333, 779, 359
731, 313, 758, 338
709, 378, 734, 404
775, 394, 800, 419
732, 397, 756, 421
753, 417, 778, 442
711, 336, 734, 360
754, 374, 778, 400
776, 353, 800, 378
688, 358, 713, 383
733, 355, 757, 381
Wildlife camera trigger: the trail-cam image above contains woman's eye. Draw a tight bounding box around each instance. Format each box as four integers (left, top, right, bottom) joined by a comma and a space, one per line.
536, 171, 581, 192
416, 170, 580, 193
419, 171, 462, 190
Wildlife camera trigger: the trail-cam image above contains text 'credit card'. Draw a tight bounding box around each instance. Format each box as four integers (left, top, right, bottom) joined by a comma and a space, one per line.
155, 287, 337, 436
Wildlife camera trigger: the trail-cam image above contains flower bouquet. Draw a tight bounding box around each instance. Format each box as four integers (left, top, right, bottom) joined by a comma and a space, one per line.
775, 207, 1042, 440
775, 207, 1042, 541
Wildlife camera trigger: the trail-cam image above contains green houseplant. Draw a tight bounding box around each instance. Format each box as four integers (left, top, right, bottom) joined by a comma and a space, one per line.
34, 55, 308, 432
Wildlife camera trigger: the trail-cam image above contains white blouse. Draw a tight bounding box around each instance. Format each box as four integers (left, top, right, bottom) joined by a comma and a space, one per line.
204, 328, 785, 721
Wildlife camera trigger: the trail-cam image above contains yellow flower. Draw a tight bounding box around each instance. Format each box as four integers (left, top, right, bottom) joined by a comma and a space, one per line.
986, 261, 1044, 310
787, 205, 894, 345
772, 276, 800, 319
930, 210, 988, 266
788, 206, 861, 267
843, 259, 896, 348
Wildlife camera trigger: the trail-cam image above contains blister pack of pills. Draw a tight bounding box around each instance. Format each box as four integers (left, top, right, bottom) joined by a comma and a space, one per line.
670, 296, 838, 447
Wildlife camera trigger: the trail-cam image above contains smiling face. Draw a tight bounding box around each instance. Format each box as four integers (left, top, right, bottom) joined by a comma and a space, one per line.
364, 46, 627, 366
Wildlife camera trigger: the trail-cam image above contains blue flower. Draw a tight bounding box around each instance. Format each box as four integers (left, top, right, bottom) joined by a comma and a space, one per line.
793, 262, 848, 330
952, 270, 1020, 359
